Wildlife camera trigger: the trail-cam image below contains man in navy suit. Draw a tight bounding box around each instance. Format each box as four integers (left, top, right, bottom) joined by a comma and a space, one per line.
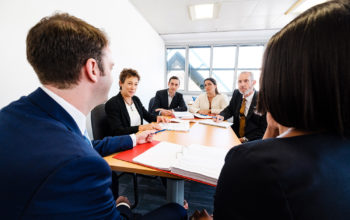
0, 13, 186, 219
151, 76, 187, 116
214, 72, 267, 142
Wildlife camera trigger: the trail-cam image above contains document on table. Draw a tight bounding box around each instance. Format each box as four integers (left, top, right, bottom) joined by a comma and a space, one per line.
173, 111, 194, 119
198, 119, 232, 128
159, 121, 190, 131
132, 142, 184, 170
132, 141, 230, 185
193, 113, 212, 119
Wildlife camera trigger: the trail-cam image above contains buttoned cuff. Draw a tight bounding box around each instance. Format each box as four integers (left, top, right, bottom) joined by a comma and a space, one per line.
130, 134, 136, 147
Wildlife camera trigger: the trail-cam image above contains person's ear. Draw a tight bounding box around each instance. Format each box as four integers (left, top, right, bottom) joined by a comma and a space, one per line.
119, 80, 122, 88
85, 58, 99, 83
252, 80, 256, 86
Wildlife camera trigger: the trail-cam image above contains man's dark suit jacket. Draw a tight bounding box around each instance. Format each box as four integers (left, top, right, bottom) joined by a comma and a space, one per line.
105, 92, 157, 136
0, 88, 133, 219
214, 133, 350, 219
220, 89, 266, 141
151, 89, 187, 115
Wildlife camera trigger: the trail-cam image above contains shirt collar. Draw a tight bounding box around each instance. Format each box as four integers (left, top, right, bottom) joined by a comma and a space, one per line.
167, 90, 175, 98
41, 86, 86, 135
244, 90, 254, 103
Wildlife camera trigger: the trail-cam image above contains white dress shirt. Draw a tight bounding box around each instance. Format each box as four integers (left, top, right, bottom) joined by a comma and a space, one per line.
168, 91, 174, 108
41, 86, 136, 146
124, 101, 141, 126
243, 91, 254, 116
189, 93, 229, 114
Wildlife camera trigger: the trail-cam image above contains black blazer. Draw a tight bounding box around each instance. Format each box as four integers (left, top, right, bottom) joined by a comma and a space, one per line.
214, 133, 350, 219
219, 89, 266, 141
151, 89, 187, 115
105, 92, 157, 135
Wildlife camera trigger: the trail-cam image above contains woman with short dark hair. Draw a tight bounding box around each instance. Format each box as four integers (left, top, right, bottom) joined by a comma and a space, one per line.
214, 1, 350, 219
105, 68, 167, 135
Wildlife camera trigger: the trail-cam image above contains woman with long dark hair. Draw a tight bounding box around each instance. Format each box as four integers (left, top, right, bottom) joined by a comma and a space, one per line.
214, 1, 350, 219
189, 77, 228, 115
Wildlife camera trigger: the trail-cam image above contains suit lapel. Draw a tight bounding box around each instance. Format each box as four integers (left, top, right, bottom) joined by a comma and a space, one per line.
117, 93, 131, 126
132, 96, 144, 124
235, 93, 243, 116
164, 90, 169, 108
27, 88, 81, 136
169, 92, 178, 109
246, 91, 257, 119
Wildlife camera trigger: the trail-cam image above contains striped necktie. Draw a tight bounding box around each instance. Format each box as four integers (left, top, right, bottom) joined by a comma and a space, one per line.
239, 98, 246, 138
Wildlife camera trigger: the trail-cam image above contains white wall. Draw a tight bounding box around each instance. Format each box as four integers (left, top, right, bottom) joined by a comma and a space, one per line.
0, 0, 165, 108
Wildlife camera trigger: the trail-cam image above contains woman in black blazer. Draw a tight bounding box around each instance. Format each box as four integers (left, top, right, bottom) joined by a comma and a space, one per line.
105, 68, 166, 136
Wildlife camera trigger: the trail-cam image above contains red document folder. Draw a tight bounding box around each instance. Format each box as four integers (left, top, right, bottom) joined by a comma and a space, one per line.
113, 141, 160, 162
113, 141, 216, 187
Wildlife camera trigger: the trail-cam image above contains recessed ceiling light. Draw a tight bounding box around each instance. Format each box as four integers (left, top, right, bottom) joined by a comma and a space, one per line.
285, 0, 328, 15
188, 3, 221, 20
294, 0, 327, 13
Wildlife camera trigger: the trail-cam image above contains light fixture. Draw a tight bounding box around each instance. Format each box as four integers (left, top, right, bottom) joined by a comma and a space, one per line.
285, 0, 328, 15
188, 3, 221, 20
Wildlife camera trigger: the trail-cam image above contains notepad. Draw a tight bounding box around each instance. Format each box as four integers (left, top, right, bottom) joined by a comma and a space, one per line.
159, 121, 190, 131
173, 111, 194, 119
132, 141, 230, 185
198, 119, 232, 128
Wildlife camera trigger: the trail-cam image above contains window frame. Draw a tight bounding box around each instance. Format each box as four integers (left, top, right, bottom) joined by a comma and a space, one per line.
165, 43, 266, 95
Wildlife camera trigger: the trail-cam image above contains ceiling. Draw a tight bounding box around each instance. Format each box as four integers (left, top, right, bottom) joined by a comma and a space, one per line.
129, 0, 301, 35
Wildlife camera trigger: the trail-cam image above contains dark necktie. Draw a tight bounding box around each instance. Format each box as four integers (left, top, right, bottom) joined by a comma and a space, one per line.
239, 98, 246, 137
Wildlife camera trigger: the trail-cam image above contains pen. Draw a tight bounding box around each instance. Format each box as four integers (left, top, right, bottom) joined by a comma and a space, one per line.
154, 129, 167, 134
212, 116, 223, 120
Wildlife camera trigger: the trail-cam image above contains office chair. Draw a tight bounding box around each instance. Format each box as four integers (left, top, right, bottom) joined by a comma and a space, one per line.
148, 97, 155, 112
91, 104, 139, 209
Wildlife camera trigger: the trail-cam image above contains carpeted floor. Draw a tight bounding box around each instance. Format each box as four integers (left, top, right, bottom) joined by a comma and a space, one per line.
117, 173, 215, 216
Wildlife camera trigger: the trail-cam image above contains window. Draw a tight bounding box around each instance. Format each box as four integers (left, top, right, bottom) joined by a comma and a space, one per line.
166, 48, 186, 90
212, 46, 236, 93
166, 44, 265, 94
237, 45, 264, 91
188, 46, 210, 91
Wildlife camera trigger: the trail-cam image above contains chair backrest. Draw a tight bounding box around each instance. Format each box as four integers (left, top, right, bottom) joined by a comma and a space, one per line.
148, 97, 155, 112
91, 104, 110, 140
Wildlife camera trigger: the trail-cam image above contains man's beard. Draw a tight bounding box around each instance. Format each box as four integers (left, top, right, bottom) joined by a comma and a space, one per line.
239, 88, 253, 96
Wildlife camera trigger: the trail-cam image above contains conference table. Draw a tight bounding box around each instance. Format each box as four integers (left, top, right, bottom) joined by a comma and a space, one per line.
104, 120, 241, 204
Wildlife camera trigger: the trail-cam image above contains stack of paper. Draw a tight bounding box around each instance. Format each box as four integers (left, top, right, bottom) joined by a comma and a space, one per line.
173, 111, 194, 119
133, 142, 183, 170
198, 119, 232, 128
132, 141, 230, 185
193, 113, 212, 119
159, 121, 190, 131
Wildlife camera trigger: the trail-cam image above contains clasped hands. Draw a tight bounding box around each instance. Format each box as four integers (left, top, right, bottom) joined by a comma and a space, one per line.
155, 108, 174, 116
137, 116, 169, 142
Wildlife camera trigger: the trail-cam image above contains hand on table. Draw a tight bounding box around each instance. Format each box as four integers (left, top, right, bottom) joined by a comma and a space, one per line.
155, 108, 174, 116
213, 115, 224, 122
135, 130, 155, 144
157, 116, 170, 123
139, 123, 162, 132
